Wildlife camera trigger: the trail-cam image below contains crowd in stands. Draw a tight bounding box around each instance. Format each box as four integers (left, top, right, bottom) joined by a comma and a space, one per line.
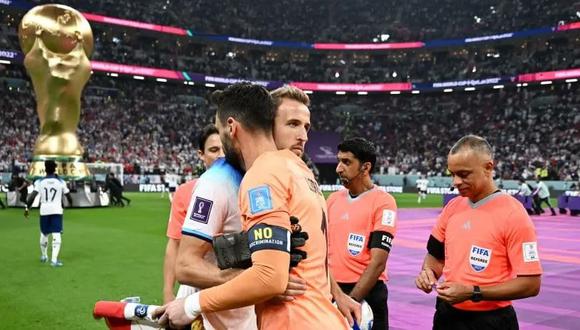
1, 65, 578, 181
1, 1, 579, 182
2, 7, 579, 84
25, 0, 580, 43
319, 83, 579, 181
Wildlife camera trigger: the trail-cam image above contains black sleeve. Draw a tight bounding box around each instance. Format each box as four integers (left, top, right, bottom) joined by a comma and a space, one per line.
427, 235, 445, 260
368, 231, 394, 252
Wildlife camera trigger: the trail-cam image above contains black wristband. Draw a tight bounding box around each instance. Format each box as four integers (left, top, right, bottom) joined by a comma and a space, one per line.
471, 285, 483, 302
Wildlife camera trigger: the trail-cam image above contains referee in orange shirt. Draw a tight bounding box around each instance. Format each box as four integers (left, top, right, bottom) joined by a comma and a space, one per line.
327, 137, 398, 330
415, 135, 542, 329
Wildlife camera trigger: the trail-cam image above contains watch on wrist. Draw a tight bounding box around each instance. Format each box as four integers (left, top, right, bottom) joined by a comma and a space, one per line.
471, 285, 483, 302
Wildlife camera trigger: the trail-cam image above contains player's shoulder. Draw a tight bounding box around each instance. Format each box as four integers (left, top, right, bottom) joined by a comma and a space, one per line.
175, 179, 196, 196
244, 150, 294, 181
202, 158, 243, 183
253, 150, 291, 168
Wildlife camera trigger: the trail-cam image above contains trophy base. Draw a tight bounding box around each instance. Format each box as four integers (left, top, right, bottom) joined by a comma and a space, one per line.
28, 155, 91, 180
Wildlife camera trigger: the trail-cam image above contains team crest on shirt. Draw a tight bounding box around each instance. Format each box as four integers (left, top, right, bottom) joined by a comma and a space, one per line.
248, 185, 273, 214
190, 197, 213, 223
347, 233, 366, 256
469, 245, 492, 272
305, 178, 322, 195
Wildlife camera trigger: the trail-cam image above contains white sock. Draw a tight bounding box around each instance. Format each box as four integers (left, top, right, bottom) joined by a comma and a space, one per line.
40, 233, 49, 258
51, 233, 62, 263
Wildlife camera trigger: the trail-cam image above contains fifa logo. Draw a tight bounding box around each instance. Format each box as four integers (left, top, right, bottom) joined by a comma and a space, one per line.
469, 245, 492, 272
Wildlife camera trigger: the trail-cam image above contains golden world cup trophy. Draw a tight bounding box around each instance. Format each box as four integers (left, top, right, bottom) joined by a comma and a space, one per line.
19, 4, 93, 179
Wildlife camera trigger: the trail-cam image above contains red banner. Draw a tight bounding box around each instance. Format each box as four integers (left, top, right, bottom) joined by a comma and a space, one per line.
517, 68, 580, 82
290, 82, 412, 92
82, 13, 187, 36
91, 61, 184, 80
313, 42, 424, 50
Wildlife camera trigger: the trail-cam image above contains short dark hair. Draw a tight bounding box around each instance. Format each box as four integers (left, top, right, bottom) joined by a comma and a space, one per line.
45, 160, 57, 174
211, 83, 274, 134
197, 124, 219, 151
449, 135, 493, 158
337, 137, 377, 173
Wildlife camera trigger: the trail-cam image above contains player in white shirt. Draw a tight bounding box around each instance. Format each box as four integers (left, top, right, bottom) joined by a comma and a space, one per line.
24, 160, 73, 267
517, 178, 534, 215
416, 175, 429, 203
163, 85, 359, 329
167, 174, 179, 203
533, 178, 556, 216
176, 157, 257, 330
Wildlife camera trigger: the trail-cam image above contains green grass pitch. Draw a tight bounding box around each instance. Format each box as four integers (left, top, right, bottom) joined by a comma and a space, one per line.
0, 192, 442, 329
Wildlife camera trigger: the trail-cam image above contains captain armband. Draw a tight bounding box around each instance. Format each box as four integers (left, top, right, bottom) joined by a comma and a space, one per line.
247, 224, 290, 254
368, 231, 394, 252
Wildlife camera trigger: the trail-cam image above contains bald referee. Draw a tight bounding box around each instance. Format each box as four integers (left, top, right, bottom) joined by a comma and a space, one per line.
415, 135, 542, 329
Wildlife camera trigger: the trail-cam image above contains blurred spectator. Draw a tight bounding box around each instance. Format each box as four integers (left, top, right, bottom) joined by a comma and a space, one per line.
1, 66, 578, 181
24, 0, 580, 43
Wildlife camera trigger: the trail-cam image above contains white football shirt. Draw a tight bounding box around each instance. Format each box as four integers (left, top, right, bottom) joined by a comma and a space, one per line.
33, 175, 70, 215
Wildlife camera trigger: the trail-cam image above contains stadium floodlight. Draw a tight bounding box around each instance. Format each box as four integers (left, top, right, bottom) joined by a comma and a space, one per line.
411, 90, 420, 94
304, 90, 313, 94
357, 91, 368, 95
0, 60, 11, 65
183, 81, 188, 85
110, 73, 118, 77
133, 75, 145, 80
390, 91, 401, 95
205, 83, 216, 88
464, 87, 476, 91
493, 85, 504, 89
443, 88, 453, 93
156, 78, 167, 83
565, 78, 578, 83
188, 81, 195, 85
522, 83, 528, 87
335, 91, 346, 95
516, 83, 522, 87
540, 81, 552, 85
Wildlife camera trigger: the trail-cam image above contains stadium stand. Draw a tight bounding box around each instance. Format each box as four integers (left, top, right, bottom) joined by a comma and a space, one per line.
0, 0, 578, 182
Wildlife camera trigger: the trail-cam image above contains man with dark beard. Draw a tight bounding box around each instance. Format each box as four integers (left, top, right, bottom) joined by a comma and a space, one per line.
156, 83, 349, 329
326, 137, 398, 330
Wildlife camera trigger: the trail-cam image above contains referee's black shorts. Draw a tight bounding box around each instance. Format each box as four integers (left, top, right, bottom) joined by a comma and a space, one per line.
433, 298, 519, 330
339, 280, 389, 330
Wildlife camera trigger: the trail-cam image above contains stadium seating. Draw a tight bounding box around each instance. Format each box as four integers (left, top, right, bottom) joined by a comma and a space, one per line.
1, 1, 578, 182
